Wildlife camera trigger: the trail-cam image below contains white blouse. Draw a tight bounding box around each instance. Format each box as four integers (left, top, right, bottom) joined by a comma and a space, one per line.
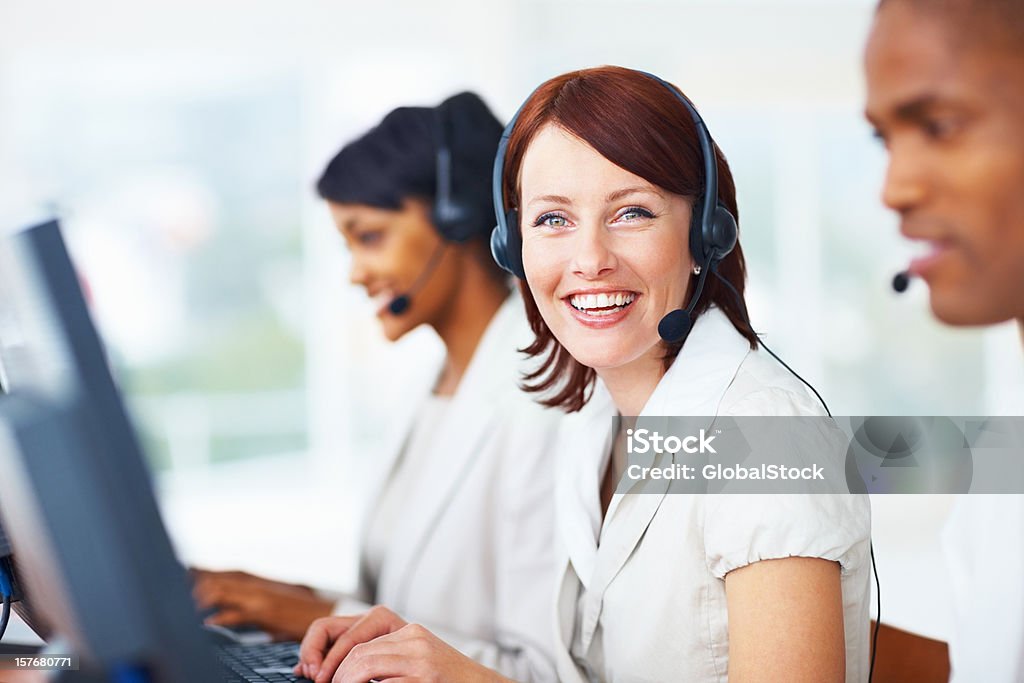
553, 307, 872, 682
362, 395, 450, 589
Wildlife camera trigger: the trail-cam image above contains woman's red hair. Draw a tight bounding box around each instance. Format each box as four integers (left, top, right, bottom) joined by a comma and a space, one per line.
502, 66, 757, 412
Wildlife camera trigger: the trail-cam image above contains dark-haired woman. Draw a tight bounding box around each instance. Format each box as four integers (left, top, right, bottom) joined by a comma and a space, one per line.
195, 92, 561, 682
297, 68, 870, 683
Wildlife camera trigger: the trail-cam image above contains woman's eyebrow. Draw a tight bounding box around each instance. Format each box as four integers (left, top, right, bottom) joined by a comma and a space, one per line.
526, 194, 573, 208
526, 186, 662, 209
605, 186, 661, 202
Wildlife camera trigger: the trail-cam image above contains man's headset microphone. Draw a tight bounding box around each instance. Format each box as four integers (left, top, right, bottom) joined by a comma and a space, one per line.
489, 71, 883, 683
386, 95, 493, 317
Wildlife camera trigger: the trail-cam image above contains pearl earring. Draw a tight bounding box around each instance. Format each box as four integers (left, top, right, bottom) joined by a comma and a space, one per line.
692, 264, 701, 276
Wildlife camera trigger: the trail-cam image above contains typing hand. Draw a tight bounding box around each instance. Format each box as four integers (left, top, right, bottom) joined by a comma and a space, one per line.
191, 568, 333, 641
295, 606, 510, 683
294, 612, 368, 681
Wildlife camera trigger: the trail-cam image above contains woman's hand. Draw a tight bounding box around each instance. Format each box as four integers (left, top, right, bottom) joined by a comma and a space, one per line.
191, 569, 333, 641
296, 606, 510, 683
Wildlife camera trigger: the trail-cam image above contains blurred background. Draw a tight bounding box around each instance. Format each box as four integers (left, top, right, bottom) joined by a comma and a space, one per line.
1, 0, 1021, 646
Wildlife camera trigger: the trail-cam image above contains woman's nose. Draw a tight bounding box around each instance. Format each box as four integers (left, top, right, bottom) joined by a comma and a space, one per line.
348, 256, 370, 287
570, 223, 617, 280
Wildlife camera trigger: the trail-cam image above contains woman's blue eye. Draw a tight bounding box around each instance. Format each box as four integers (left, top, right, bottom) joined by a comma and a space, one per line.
619, 206, 654, 221
533, 213, 569, 228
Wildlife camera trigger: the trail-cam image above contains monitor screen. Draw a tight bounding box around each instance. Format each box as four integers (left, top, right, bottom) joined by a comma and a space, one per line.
0, 228, 51, 641
0, 220, 219, 680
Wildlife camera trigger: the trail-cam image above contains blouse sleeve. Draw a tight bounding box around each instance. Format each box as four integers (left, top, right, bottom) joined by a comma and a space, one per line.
703, 492, 871, 579
703, 381, 871, 578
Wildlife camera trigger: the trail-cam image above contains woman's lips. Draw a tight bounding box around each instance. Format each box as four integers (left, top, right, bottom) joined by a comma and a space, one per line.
562, 294, 639, 329
371, 291, 397, 316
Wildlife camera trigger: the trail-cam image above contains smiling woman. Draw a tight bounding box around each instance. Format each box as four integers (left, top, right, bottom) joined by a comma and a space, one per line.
492, 66, 871, 683
498, 68, 758, 413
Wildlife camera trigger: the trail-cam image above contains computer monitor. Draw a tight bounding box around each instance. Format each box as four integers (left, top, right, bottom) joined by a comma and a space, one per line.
0, 256, 48, 643
0, 220, 221, 681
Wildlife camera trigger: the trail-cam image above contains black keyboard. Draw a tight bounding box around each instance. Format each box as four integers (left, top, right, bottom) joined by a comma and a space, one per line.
217, 641, 313, 682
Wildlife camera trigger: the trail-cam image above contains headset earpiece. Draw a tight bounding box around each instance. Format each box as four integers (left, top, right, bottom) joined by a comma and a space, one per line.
433, 95, 489, 243
689, 199, 737, 264
490, 208, 524, 279
708, 203, 738, 261
433, 194, 474, 242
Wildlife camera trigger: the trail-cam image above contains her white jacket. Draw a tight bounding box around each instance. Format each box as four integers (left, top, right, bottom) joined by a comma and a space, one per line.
333, 293, 561, 682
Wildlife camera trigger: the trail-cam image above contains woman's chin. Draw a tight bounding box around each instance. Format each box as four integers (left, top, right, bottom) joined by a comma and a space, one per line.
553, 327, 665, 376
379, 317, 414, 342
565, 344, 642, 374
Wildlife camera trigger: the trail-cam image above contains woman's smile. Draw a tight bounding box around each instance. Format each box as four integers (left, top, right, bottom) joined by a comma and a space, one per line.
562, 289, 640, 328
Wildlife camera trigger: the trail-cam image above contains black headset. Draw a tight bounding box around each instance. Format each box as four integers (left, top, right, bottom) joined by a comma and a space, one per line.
490, 71, 737, 287
432, 96, 489, 244
388, 95, 492, 315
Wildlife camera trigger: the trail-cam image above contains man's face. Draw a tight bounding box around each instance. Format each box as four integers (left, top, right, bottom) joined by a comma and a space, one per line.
865, 2, 1024, 326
